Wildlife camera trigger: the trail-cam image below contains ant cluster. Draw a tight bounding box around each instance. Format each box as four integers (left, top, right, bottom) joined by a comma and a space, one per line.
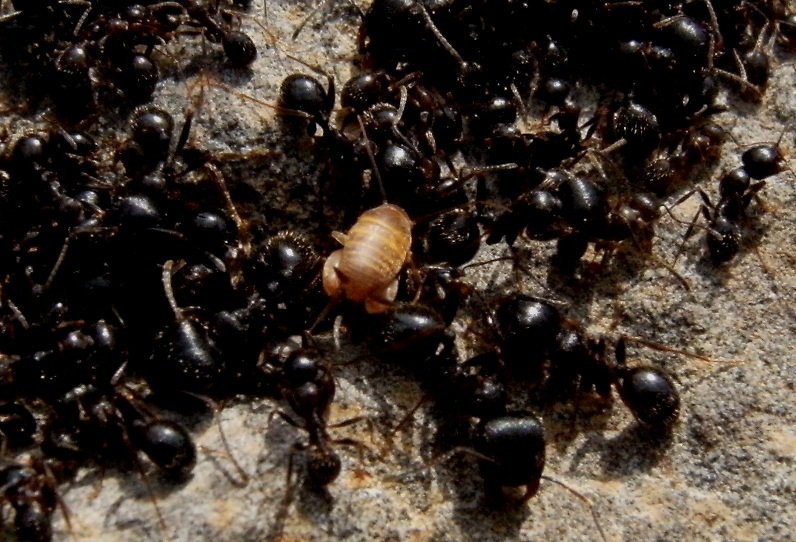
0, 0, 258, 117
0, 0, 793, 539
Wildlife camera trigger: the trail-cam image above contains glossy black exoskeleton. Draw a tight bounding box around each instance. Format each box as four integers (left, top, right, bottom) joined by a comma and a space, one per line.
599, 193, 662, 252
487, 188, 564, 246
611, 102, 661, 157
692, 142, 775, 263
473, 414, 546, 501
547, 330, 680, 431
340, 71, 390, 113
418, 208, 480, 267
253, 232, 319, 297
128, 106, 175, 167
45, 381, 198, 480
145, 260, 226, 393
613, 338, 680, 429
0, 402, 37, 449
117, 53, 160, 102
180, 0, 258, 67
494, 296, 561, 375
278, 73, 335, 135
446, 352, 508, 420
54, 43, 94, 112
740, 144, 785, 181
221, 30, 257, 67
369, 302, 449, 367
244, 231, 323, 334
556, 176, 608, 233
0, 457, 62, 542
275, 346, 359, 487
129, 418, 197, 479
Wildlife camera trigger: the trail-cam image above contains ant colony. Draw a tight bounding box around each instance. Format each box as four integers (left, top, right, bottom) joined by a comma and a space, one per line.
0, 0, 793, 541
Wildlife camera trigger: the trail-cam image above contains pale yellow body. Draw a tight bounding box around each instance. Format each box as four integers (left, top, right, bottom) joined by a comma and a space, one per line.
323, 203, 412, 313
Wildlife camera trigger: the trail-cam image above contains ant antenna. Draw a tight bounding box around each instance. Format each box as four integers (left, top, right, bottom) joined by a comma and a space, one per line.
161, 259, 188, 319
186, 392, 251, 488
355, 115, 388, 203
292, 0, 364, 40
622, 335, 744, 366
415, 4, 464, 65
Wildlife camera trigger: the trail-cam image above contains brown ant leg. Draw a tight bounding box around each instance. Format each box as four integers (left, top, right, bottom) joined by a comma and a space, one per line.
540, 475, 607, 542
206, 417, 250, 487
621, 335, 743, 366
387, 394, 431, 439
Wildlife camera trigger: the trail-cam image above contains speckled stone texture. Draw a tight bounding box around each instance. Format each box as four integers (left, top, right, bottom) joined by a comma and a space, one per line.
1, 1, 795, 541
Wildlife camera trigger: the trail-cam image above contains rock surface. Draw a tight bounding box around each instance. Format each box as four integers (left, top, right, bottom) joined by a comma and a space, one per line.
2, 1, 795, 541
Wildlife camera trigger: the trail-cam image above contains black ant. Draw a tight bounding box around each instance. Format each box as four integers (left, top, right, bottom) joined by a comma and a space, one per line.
43, 368, 198, 482
487, 294, 711, 432
144, 259, 227, 394
0, 454, 71, 542
267, 343, 368, 488
0, 401, 37, 450
470, 413, 604, 538
176, 0, 259, 67
679, 136, 788, 264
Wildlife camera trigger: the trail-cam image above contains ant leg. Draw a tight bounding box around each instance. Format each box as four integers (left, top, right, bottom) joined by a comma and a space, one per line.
331, 437, 373, 474
264, 443, 304, 542
40, 461, 76, 537
291, 0, 331, 40
540, 475, 607, 542
672, 198, 710, 264
387, 395, 431, 439
116, 425, 168, 533
184, 392, 250, 486
382, 446, 495, 484
269, 409, 306, 431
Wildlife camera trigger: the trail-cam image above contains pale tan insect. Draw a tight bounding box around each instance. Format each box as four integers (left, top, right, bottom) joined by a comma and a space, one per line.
322, 203, 413, 314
